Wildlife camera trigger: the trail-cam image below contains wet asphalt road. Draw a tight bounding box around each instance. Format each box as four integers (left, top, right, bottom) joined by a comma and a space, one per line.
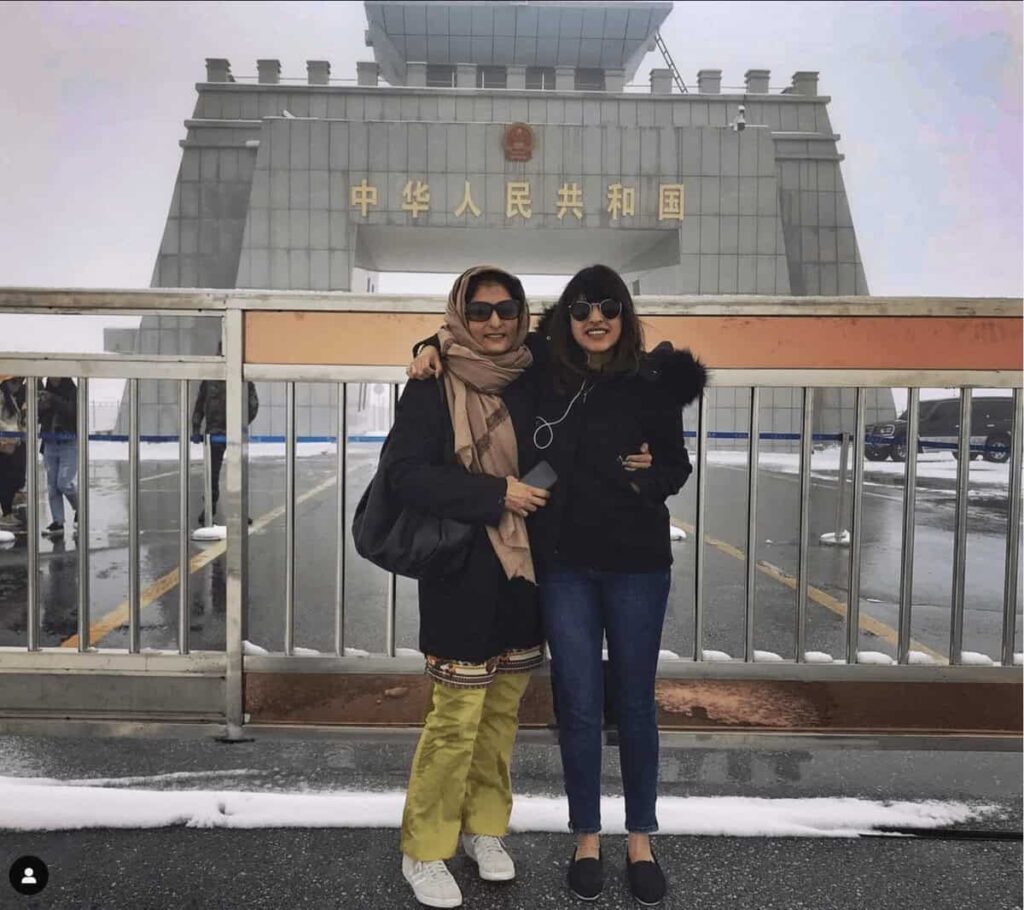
0, 448, 1019, 660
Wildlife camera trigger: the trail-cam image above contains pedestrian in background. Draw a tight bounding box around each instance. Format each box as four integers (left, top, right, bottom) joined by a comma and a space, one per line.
190, 372, 259, 526
38, 377, 79, 539
0, 376, 27, 533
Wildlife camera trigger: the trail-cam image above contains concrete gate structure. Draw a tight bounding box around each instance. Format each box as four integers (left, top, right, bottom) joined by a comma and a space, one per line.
122, 0, 894, 442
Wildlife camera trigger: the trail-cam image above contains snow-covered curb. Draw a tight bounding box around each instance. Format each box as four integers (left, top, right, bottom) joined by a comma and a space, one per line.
0, 778, 998, 837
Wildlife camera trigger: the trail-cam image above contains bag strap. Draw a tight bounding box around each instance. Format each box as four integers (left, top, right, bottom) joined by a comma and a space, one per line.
435, 377, 460, 467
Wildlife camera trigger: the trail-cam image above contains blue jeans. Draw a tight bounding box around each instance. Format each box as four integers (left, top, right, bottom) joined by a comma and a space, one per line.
540, 565, 670, 834
43, 439, 78, 525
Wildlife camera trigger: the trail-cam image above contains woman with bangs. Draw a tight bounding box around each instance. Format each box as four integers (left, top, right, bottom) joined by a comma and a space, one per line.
410, 264, 706, 906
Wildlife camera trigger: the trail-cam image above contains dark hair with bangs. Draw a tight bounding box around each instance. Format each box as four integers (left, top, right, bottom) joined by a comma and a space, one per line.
546, 264, 644, 390
464, 269, 526, 308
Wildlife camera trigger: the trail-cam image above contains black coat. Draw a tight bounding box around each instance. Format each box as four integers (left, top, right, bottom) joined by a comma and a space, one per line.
528, 337, 703, 572
191, 380, 259, 436
37, 378, 77, 453
384, 375, 542, 663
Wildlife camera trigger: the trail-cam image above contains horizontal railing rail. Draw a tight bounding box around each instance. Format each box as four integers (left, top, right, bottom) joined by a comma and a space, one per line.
1, 289, 1021, 736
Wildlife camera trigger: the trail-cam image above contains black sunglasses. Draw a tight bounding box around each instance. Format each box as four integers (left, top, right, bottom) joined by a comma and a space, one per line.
569, 298, 623, 322
465, 298, 523, 322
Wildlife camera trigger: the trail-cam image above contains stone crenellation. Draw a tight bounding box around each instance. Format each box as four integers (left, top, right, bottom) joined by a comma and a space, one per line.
204, 58, 818, 96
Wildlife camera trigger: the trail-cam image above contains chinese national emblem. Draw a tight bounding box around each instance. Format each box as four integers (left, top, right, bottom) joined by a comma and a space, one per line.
503, 123, 534, 162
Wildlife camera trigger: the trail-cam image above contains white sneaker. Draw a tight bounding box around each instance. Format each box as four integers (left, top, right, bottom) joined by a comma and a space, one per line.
401, 854, 463, 908
461, 834, 516, 882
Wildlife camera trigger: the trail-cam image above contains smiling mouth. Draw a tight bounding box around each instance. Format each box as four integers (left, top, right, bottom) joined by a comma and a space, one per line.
585, 328, 609, 337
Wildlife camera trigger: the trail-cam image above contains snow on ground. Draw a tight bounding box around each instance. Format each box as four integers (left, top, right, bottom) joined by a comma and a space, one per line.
0, 778, 998, 837
708, 450, 1012, 489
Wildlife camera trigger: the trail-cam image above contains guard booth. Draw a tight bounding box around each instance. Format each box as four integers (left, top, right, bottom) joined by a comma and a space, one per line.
0, 288, 1021, 748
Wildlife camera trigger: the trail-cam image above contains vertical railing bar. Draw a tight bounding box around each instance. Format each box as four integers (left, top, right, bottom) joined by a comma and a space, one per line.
128, 377, 141, 653
178, 379, 190, 655
203, 435, 214, 527
223, 307, 247, 736
847, 388, 866, 664
335, 382, 348, 657
1001, 388, 1023, 667
76, 377, 91, 652
692, 390, 709, 661
896, 388, 920, 665
834, 431, 850, 541
949, 388, 972, 666
385, 382, 398, 658
25, 381, 39, 652
744, 386, 760, 662
795, 387, 813, 662
284, 381, 296, 656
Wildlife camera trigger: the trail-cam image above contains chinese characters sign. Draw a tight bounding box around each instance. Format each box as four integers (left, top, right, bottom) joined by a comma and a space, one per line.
348, 179, 685, 222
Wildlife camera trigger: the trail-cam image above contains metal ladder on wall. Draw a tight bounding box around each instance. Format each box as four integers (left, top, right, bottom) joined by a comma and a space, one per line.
654, 30, 687, 93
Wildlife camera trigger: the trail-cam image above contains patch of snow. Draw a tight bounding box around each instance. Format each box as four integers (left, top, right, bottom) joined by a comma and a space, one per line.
857, 651, 895, 666
803, 651, 834, 664
907, 651, 937, 665
242, 641, 269, 655
191, 525, 226, 542
669, 525, 687, 541
708, 449, 1011, 490
0, 530, 14, 544
658, 649, 681, 660
753, 650, 784, 662
0, 779, 997, 838
1013, 653, 1023, 667
701, 649, 732, 662
819, 530, 850, 547
865, 597, 883, 604
394, 648, 423, 658
292, 647, 321, 657
959, 651, 995, 667
343, 648, 371, 658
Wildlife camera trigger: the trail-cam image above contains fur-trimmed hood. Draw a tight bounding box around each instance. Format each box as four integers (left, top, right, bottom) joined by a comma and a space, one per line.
533, 306, 707, 407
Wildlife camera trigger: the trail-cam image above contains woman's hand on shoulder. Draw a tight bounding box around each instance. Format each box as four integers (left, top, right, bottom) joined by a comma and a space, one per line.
503, 476, 550, 517
406, 347, 443, 380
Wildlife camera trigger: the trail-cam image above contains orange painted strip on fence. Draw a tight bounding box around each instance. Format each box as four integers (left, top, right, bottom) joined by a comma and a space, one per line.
244, 311, 1023, 370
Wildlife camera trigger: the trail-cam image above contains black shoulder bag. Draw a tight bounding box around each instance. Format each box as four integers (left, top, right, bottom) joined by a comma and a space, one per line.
352, 379, 475, 579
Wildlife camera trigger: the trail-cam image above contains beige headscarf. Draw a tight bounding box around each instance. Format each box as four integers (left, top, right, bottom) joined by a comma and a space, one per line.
437, 265, 536, 583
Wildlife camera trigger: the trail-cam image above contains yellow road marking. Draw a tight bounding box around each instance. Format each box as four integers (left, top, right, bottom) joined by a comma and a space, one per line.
674, 518, 945, 661
60, 474, 340, 649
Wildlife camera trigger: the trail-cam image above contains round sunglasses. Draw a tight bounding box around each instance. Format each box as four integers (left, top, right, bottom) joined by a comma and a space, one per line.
465, 298, 524, 322
569, 298, 623, 322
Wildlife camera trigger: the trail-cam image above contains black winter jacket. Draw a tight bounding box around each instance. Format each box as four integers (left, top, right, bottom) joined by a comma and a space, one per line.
385, 375, 543, 663
527, 313, 705, 572
37, 378, 77, 453
191, 381, 260, 436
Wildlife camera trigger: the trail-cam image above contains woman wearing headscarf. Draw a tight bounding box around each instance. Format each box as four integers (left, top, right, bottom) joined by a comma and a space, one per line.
383, 265, 550, 908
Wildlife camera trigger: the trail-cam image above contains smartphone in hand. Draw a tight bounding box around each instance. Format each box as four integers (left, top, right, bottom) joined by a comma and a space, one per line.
520, 460, 558, 491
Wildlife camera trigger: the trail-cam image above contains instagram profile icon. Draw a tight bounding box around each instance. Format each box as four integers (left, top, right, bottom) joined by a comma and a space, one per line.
9, 856, 48, 896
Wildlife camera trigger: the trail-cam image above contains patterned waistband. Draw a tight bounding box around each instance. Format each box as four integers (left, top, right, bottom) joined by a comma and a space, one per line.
425, 646, 544, 688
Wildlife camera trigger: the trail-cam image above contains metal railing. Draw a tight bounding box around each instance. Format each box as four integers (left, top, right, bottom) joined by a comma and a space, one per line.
0, 289, 1021, 733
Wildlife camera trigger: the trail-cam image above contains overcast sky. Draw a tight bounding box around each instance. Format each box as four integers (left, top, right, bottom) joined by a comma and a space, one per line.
1, 0, 1021, 360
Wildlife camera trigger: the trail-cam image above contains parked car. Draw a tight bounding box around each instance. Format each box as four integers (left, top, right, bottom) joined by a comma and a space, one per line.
864, 396, 1014, 463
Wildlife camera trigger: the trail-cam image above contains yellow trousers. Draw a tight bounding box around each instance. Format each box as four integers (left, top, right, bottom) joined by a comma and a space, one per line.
400, 672, 532, 861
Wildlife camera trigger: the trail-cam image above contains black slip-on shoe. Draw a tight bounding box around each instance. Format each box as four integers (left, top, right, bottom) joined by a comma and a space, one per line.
568, 850, 603, 901
626, 848, 666, 906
